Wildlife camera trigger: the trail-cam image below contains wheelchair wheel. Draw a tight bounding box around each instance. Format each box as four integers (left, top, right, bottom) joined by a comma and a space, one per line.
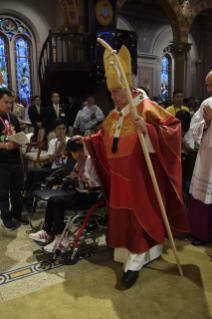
63, 247, 80, 265
45, 167, 65, 189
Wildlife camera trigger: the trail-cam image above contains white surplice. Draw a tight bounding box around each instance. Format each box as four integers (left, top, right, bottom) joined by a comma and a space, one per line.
189, 97, 212, 204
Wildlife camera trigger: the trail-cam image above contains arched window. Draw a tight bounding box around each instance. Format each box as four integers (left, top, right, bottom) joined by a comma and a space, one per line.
0, 16, 33, 100
14, 37, 32, 103
0, 35, 9, 88
161, 54, 171, 100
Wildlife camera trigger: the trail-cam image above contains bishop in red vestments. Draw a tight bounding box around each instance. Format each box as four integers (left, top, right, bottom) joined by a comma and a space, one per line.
79, 46, 189, 286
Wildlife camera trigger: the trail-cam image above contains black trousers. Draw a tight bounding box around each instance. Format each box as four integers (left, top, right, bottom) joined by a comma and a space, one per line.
44, 192, 99, 235
24, 168, 53, 191
0, 162, 24, 221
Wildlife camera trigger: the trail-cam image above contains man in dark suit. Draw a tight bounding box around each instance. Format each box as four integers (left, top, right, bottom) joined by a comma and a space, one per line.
45, 92, 68, 136
28, 95, 46, 136
66, 96, 79, 126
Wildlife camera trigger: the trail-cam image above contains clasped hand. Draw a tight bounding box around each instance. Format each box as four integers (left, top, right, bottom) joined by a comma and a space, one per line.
134, 117, 147, 134
203, 105, 212, 126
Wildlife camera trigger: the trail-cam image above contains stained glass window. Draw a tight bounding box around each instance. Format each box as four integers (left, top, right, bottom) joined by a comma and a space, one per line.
0, 36, 9, 88
161, 55, 171, 100
14, 37, 32, 103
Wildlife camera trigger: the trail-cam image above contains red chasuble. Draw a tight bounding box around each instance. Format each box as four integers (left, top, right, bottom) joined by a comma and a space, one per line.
84, 92, 190, 254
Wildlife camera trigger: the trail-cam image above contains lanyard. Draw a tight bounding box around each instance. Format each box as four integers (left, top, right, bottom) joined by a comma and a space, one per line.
173, 105, 181, 115
0, 113, 12, 136
55, 137, 67, 152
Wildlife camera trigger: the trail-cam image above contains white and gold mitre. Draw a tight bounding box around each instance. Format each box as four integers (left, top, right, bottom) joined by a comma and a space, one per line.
103, 45, 132, 89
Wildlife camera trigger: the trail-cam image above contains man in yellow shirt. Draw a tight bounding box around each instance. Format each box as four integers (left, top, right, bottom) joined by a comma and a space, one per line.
166, 90, 189, 116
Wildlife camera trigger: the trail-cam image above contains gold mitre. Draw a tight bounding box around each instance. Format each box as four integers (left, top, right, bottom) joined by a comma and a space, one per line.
103, 45, 132, 89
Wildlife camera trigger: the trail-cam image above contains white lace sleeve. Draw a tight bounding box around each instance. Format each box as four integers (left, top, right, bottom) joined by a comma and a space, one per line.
190, 102, 205, 145
190, 99, 212, 148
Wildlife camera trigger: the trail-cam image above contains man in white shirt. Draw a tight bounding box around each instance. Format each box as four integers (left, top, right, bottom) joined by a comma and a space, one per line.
23, 119, 70, 199
81, 96, 105, 129
188, 70, 212, 246
29, 138, 100, 253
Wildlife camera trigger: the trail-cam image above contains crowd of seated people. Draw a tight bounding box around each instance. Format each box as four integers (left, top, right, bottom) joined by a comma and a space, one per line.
9, 91, 105, 140
21, 92, 105, 209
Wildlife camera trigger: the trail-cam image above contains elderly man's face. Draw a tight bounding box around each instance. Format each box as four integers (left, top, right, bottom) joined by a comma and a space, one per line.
109, 88, 128, 108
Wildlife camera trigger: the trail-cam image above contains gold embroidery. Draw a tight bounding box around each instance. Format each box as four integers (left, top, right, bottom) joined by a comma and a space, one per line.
103, 103, 171, 138
102, 115, 117, 136
103, 115, 136, 138
120, 118, 136, 137
141, 105, 171, 123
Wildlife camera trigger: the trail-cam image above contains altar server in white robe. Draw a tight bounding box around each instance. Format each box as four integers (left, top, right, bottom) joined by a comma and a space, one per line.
81, 96, 105, 129
188, 71, 212, 246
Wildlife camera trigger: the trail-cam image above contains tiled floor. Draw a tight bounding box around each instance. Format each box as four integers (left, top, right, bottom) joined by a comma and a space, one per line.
0, 203, 112, 302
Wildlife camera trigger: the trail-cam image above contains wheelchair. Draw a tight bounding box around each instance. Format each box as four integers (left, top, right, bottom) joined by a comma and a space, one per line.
25, 156, 77, 229
28, 176, 108, 265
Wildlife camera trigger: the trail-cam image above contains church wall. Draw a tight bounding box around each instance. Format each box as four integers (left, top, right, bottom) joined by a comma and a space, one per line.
118, 13, 200, 100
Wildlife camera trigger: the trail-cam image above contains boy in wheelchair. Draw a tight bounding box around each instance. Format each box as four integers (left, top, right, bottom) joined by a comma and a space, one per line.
28, 139, 100, 254
23, 119, 70, 206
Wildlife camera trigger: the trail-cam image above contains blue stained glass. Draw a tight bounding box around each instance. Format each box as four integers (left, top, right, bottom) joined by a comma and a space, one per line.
15, 37, 31, 103
18, 25, 24, 32
161, 56, 169, 100
24, 29, 30, 37
161, 56, 168, 71
7, 32, 13, 40
0, 37, 9, 88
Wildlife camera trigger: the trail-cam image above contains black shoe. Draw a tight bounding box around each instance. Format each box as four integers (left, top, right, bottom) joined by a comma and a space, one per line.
2, 219, 16, 231
121, 270, 139, 287
13, 215, 29, 225
191, 238, 208, 246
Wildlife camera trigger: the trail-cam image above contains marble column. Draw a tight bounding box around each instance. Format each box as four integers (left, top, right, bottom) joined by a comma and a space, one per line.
169, 42, 192, 91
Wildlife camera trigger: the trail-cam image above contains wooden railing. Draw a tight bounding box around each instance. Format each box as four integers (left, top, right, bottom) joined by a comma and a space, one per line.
38, 29, 138, 91
38, 30, 95, 90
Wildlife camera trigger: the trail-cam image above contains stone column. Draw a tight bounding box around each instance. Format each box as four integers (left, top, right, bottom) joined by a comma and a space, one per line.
169, 42, 192, 91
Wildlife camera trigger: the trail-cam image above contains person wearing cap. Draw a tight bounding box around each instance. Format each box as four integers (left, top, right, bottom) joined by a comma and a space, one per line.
73, 45, 189, 287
